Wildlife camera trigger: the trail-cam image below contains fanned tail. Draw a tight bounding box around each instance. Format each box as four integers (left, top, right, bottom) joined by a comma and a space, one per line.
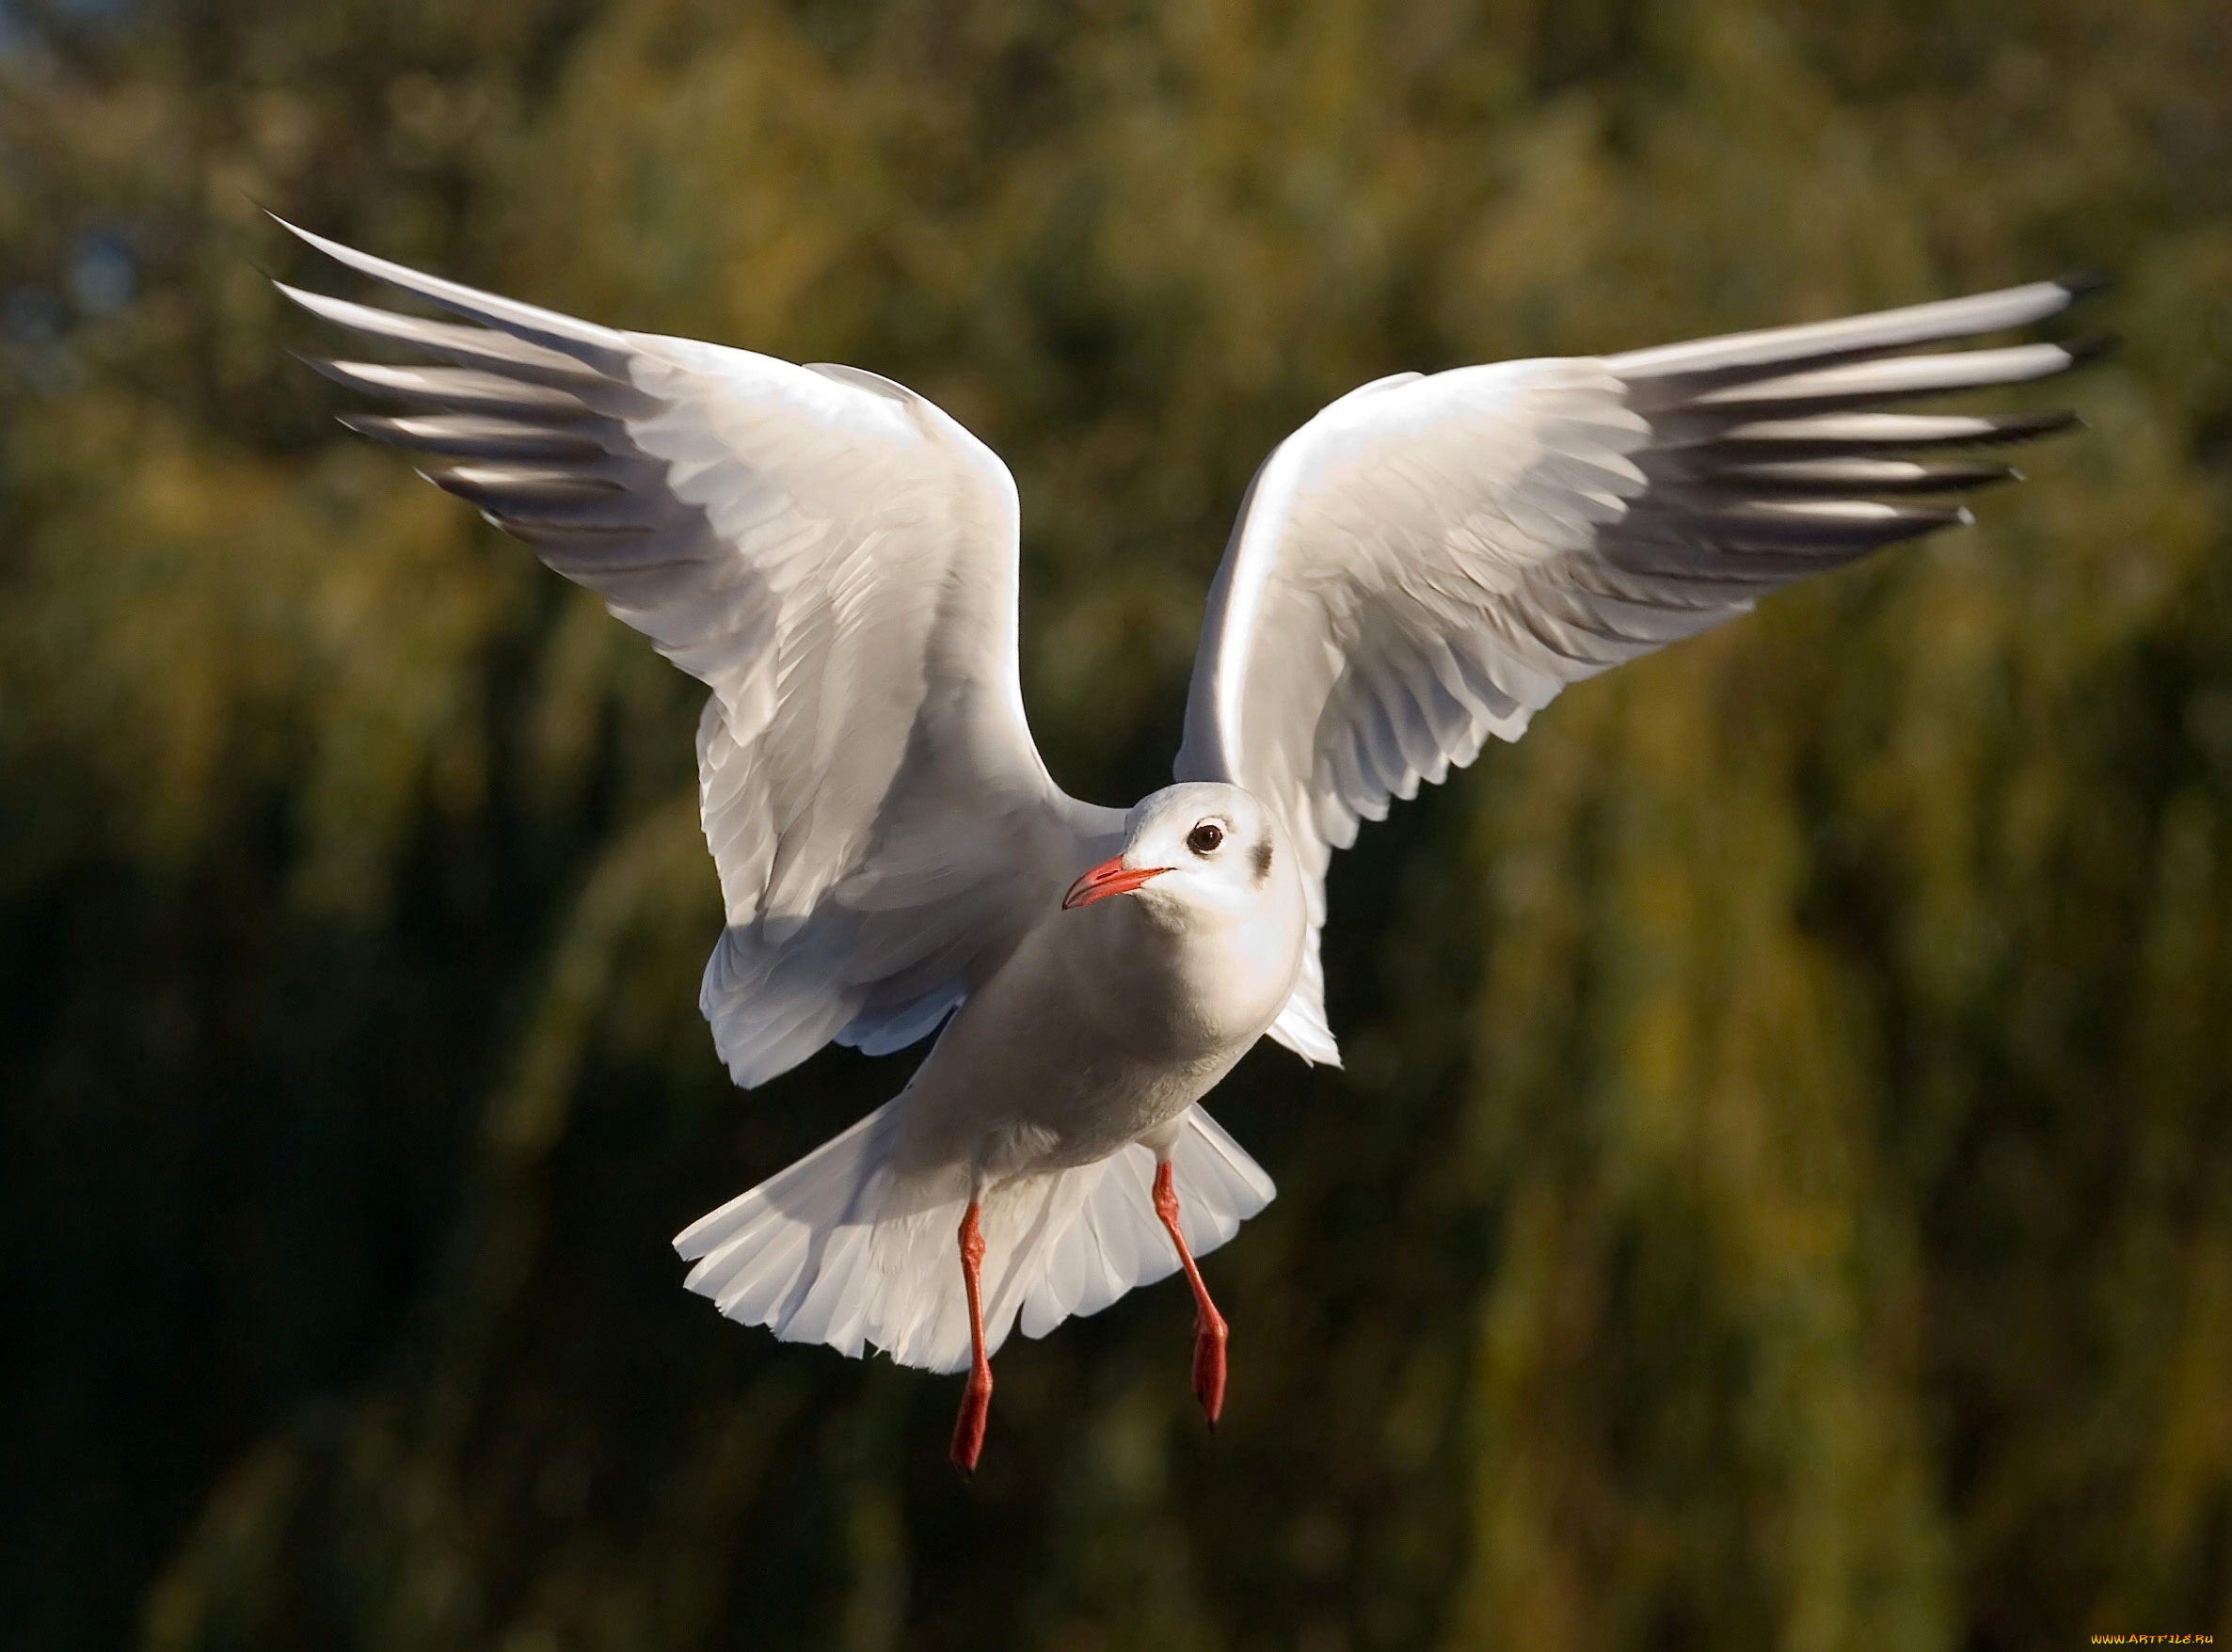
674, 1104, 1275, 1375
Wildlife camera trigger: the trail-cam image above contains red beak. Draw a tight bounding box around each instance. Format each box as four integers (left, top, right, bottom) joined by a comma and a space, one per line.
1061, 856, 1172, 910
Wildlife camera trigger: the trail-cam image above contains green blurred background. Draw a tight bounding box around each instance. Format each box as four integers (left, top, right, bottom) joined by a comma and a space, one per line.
5, 0, 2229, 1646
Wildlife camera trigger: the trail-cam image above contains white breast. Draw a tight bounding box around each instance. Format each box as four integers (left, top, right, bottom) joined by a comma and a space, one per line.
887, 870, 1305, 1183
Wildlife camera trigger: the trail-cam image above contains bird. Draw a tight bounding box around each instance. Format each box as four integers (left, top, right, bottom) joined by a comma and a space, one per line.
271, 214, 2095, 1473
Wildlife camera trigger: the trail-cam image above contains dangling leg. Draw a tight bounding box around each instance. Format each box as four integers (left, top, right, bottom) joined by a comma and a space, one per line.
949, 1199, 994, 1476
1151, 1160, 1229, 1427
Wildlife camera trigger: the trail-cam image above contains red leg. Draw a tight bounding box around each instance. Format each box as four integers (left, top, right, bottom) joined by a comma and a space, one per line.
1152, 1161, 1229, 1427
949, 1200, 993, 1477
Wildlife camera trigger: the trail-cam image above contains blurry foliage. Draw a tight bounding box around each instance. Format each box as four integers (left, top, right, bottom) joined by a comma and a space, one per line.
3, 0, 2229, 1647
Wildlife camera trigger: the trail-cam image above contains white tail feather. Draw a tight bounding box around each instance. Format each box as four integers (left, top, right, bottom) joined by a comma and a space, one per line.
674, 1105, 1275, 1375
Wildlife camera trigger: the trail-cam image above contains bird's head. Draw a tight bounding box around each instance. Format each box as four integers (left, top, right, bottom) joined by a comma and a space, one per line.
1062, 782, 1289, 929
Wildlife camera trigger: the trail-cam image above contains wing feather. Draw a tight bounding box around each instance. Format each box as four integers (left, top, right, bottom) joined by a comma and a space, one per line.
277, 218, 1088, 1088
1180, 280, 2097, 1063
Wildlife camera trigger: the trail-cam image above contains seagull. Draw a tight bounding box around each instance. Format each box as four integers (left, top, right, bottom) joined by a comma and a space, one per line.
272, 216, 2094, 1472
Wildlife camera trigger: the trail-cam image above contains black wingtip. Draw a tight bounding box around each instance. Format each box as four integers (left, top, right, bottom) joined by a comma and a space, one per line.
1990, 410, 2084, 444
289, 351, 358, 392
257, 206, 312, 249
243, 197, 299, 288
335, 411, 408, 446
2055, 271, 2113, 301
291, 353, 393, 403
2061, 332, 2120, 367
1918, 463, 2024, 494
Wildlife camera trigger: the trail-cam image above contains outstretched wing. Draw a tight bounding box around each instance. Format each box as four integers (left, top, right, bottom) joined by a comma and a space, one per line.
1176, 279, 2098, 1065
276, 219, 1092, 1087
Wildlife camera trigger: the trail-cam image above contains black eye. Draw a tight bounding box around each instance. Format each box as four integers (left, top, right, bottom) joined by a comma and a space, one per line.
1187, 821, 1224, 855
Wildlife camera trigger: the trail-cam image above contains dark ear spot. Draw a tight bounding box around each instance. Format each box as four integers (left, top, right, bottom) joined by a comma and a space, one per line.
1251, 835, 1273, 886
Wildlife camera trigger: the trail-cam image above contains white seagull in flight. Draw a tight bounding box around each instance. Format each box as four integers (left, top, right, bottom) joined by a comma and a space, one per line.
274, 217, 2094, 1472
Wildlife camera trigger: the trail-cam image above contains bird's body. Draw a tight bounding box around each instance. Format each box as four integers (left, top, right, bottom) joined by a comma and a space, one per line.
274, 217, 2095, 1468
897, 802, 1304, 1182
671, 780, 1302, 1429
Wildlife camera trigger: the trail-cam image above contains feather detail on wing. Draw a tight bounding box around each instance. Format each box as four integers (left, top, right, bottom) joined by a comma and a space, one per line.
275, 218, 1083, 1086
1176, 279, 2100, 1064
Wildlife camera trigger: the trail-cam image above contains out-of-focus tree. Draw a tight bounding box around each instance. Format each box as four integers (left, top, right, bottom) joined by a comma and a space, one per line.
3, 0, 2227, 1648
